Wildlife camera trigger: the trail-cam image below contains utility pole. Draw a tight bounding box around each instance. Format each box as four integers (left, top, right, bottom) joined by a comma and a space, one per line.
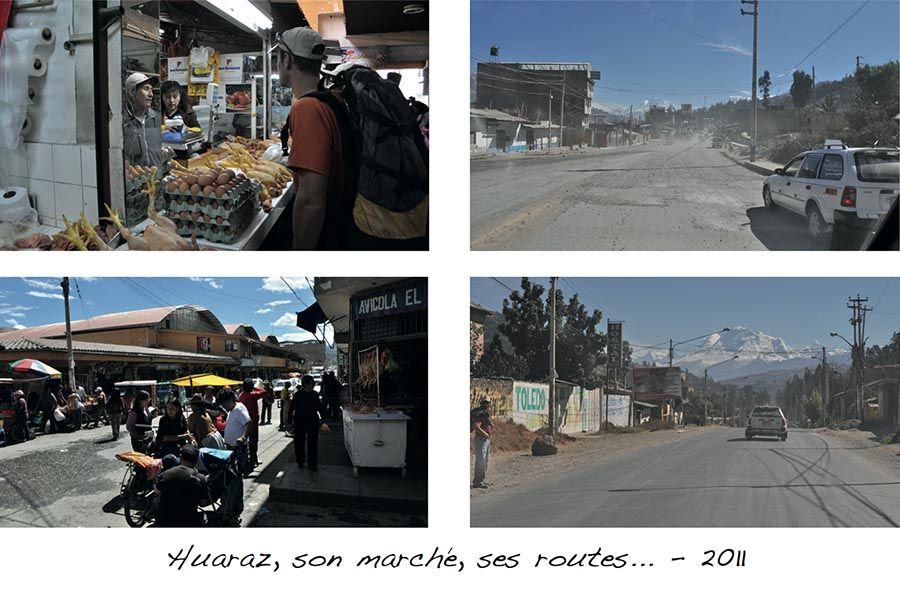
668, 338, 674, 367
703, 368, 709, 426
548, 92, 553, 149
548, 277, 558, 435
560, 71, 566, 149
856, 55, 863, 69
61, 277, 77, 392
821, 346, 829, 424
847, 295, 870, 421
811, 65, 816, 134
741, 0, 759, 162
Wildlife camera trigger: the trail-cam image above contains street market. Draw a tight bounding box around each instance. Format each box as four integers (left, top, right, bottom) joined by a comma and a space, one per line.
0, 277, 427, 527
0, 1, 429, 250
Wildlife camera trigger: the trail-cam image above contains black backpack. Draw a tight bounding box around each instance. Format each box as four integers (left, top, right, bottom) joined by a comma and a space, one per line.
283, 66, 428, 249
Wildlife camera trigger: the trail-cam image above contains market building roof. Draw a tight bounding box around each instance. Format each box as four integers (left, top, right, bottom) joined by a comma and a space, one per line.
0, 305, 223, 343
0, 337, 234, 364
224, 324, 261, 340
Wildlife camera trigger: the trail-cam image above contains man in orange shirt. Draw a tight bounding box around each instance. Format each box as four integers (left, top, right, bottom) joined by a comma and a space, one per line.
273, 27, 354, 250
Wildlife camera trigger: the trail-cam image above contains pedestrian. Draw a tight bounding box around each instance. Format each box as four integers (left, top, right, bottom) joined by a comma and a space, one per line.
471, 399, 493, 489
0, 389, 29, 445
289, 375, 322, 471
67, 392, 84, 430
157, 398, 190, 457
105, 388, 124, 440
187, 394, 225, 449
220, 392, 251, 476
123, 72, 162, 168
238, 379, 265, 468
273, 27, 354, 250
278, 383, 292, 433
261, 382, 274, 425
321, 371, 339, 420
154, 444, 209, 527
126, 390, 153, 453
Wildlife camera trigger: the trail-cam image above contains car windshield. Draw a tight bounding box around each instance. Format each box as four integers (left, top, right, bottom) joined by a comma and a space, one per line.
751, 407, 781, 417
854, 151, 900, 183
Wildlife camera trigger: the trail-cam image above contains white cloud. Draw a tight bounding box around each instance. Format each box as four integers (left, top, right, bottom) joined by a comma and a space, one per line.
276, 331, 318, 343
27, 291, 64, 300
5, 319, 26, 330
266, 299, 292, 307
271, 311, 296, 327
22, 278, 59, 291
77, 277, 98, 282
260, 277, 307, 294
190, 277, 223, 289
255, 308, 273, 314
0, 305, 31, 317
700, 41, 752, 57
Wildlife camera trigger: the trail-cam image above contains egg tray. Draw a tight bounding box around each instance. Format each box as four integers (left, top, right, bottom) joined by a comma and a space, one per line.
124, 172, 155, 195
166, 193, 256, 245
159, 178, 257, 220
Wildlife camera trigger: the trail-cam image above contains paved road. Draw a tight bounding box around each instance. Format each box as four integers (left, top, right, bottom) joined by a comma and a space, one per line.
470, 137, 816, 250
471, 427, 900, 527
0, 415, 287, 527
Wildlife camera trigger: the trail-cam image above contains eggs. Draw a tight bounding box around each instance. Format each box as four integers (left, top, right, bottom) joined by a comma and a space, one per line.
203, 185, 215, 196
185, 175, 198, 186
216, 172, 232, 186
198, 174, 214, 188
215, 185, 227, 198
190, 183, 201, 194
178, 182, 189, 193
166, 181, 178, 193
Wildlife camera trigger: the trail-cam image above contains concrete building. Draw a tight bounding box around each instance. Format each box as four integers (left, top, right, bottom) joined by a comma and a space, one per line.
280, 339, 327, 370
474, 61, 597, 146
0, 305, 302, 387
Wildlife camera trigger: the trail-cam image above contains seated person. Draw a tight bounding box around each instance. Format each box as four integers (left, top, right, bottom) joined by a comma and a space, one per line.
156, 398, 191, 456
154, 444, 209, 527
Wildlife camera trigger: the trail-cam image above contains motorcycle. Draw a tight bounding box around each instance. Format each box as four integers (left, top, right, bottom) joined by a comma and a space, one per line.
117, 436, 242, 528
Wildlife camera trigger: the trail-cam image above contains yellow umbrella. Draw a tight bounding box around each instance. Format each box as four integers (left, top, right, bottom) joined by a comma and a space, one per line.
169, 373, 242, 387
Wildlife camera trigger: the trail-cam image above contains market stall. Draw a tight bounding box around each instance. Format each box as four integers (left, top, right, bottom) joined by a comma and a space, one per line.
341, 278, 427, 476
0, 0, 430, 251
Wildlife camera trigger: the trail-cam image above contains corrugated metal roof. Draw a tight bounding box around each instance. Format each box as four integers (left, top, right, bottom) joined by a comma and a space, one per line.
470, 108, 528, 123
0, 305, 213, 343
0, 337, 233, 363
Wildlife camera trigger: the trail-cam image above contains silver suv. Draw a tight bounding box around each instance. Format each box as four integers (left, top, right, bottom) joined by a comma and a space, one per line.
762, 142, 899, 249
745, 405, 787, 441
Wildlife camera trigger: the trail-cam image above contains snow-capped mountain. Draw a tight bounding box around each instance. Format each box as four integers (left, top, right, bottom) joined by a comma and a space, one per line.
631, 326, 848, 380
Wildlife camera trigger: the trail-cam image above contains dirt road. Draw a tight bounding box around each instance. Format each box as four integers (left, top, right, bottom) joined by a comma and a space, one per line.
471, 137, 815, 250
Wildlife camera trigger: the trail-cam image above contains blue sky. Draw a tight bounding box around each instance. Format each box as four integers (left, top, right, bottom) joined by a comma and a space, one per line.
471, 0, 900, 111
0, 277, 328, 343
471, 277, 900, 350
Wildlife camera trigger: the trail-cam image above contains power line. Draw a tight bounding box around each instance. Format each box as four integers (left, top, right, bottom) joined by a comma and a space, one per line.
790, 1, 870, 70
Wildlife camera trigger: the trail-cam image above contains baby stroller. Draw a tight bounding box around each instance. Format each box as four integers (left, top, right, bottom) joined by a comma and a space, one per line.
198, 447, 243, 527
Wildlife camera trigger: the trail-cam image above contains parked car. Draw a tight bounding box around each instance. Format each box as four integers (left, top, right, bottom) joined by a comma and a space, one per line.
711, 136, 723, 148
762, 141, 899, 248
745, 405, 788, 441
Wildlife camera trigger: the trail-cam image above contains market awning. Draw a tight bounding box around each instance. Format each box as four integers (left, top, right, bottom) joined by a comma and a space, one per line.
169, 373, 242, 387
8, 358, 61, 379
296, 302, 327, 334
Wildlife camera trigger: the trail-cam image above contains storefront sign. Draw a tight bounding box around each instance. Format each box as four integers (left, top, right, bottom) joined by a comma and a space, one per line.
632, 366, 683, 400
167, 57, 189, 85
218, 53, 244, 84
607, 321, 623, 368
513, 381, 548, 413
352, 280, 427, 319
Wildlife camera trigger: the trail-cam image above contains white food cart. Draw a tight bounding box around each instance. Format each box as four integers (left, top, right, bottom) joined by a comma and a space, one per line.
341, 408, 410, 478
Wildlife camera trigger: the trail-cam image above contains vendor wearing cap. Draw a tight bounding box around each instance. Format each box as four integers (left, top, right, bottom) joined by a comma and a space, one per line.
273, 27, 354, 250
123, 72, 163, 168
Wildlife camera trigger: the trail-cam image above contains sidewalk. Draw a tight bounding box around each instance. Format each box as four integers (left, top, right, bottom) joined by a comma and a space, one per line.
721, 144, 781, 176
251, 419, 427, 517
471, 143, 645, 164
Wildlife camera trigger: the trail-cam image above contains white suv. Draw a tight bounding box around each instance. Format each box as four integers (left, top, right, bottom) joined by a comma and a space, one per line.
745, 405, 788, 441
762, 142, 899, 248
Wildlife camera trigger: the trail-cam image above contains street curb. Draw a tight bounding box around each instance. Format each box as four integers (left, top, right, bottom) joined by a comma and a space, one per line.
268, 485, 427, 516
720, 150, 776, 176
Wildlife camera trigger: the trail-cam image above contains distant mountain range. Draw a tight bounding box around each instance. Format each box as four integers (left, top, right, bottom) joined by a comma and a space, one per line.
631, 325, 849, 380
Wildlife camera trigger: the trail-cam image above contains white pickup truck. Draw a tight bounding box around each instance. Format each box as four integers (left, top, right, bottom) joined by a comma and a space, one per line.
745, 405, 788, 441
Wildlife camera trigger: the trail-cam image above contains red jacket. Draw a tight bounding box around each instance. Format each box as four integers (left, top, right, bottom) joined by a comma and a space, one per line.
238, 389, 265, 426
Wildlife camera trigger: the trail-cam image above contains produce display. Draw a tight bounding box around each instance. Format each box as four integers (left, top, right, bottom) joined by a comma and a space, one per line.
215, 141, 292, 210
158, 164, 258, 244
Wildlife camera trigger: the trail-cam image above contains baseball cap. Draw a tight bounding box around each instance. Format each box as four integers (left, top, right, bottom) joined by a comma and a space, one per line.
125, 72, 158, 94
271, 27, 325, 61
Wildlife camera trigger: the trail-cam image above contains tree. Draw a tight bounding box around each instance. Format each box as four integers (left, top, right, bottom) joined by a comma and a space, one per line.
472, 335, 528, 380
803, 390, 823, 427
758, 70, 772, 108
488, 277, 608, 388
790, 70, 814, 130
